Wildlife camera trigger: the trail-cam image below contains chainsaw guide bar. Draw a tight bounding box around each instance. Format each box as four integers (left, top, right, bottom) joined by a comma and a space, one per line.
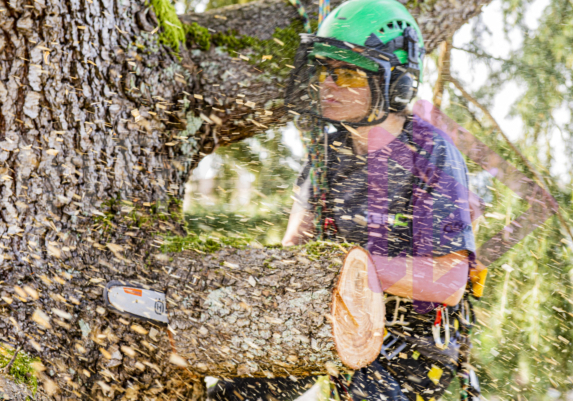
103, 280, 169, 326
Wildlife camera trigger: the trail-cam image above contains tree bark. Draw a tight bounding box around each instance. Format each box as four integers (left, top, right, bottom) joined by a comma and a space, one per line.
169, 243, 348, 379
0, 0, 492, 398
2, 226, 353, 399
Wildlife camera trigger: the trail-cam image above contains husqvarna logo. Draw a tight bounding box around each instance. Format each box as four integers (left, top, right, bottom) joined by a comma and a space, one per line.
155, 300, 165, 315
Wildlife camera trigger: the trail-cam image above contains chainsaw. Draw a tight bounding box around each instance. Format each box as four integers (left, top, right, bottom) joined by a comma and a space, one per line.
103, 280, 169, 326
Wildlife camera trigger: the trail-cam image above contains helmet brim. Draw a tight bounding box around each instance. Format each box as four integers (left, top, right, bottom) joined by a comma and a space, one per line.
310, 42, 380, 72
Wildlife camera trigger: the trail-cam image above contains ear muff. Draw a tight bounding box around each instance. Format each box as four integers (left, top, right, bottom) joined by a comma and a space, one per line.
389, 70, 415, 112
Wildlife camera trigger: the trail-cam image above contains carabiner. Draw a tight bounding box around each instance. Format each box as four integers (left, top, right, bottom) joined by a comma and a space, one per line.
459, 299, 471, 326
432, 305, 450, 350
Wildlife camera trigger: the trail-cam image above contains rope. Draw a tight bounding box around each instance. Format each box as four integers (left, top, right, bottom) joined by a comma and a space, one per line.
308, 119, 328, 239
318, 0, 330, 29
287, 0, 312, 33
287, 0, 331, 238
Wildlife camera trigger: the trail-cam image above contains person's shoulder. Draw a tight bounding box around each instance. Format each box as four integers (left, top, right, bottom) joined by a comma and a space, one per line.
411, 115, 465, 163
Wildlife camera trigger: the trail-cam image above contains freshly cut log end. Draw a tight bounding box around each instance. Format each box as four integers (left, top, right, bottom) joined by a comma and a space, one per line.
332, 246, 385, 370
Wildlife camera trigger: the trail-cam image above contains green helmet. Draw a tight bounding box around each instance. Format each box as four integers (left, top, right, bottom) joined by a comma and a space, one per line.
285, 0, 426, 126
313, 0, 425, 82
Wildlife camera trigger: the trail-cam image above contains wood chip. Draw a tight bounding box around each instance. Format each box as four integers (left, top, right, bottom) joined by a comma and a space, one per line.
169, 353, 188, 367
32, 308, 51, 329
100, 348, 112, 359
121, 345, 136, 357
224, 261, 239, 269
131, 324, 148, 335
13, 285, 27, 299
52, 308, 72, 320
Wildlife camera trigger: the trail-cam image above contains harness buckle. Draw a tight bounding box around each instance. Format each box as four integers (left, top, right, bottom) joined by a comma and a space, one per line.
460, 299, 472, 326
380, 330, 407, 360
385, 296, 411, 327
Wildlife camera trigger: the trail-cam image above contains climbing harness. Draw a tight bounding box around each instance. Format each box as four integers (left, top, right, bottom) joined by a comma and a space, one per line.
432, 304, 450, 350
459, 298, 474, 327
457, 282, 481, 401
380, 296, 410, 360
380, 330, 408, 360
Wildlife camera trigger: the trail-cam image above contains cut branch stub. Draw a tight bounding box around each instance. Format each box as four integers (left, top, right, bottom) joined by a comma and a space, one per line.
332, 247, 385, 370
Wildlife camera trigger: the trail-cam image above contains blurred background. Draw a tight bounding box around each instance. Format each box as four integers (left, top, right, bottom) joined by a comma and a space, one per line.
175, 0, 573, 399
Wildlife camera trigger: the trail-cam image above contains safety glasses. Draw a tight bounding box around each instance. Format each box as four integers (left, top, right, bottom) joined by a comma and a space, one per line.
316, 64, 370, 88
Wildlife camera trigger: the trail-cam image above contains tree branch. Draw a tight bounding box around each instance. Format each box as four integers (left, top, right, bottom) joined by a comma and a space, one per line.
449, 76, 573, 243
433, 37, 452, 109
182, 0, 494, 52
451, 45, 509, 63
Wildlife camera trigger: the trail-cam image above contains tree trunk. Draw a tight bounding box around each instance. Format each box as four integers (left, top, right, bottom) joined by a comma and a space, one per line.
0, 0, 492, 398
2, 228, 358, 400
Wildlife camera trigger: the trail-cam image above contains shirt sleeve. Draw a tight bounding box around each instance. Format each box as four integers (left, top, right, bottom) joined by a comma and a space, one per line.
411, 122, 476, 258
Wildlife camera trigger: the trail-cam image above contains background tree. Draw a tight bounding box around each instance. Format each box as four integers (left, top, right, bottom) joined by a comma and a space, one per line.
428, 0, 573, 399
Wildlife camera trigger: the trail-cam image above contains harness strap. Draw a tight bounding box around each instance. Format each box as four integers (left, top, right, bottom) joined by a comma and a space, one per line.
457, 290, 480, 401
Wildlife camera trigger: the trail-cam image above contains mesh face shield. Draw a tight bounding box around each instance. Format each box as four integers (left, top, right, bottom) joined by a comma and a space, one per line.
285, 34, 421, 128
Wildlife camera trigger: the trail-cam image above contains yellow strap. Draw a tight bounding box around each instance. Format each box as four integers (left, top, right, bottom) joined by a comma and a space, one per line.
469, 268, 488, 298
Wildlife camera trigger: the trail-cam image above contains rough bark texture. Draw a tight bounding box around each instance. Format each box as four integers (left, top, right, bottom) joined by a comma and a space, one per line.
169, 245, 347, 379
0, 0, 492, 398
2, 228, 349, 399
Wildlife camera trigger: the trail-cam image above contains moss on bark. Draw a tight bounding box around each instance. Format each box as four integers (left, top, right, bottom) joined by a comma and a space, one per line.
151, 0, 315, 75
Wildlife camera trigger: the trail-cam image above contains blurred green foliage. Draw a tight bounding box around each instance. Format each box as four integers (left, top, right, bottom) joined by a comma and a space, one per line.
184, 129, 303, 245
440, 0, 573, 399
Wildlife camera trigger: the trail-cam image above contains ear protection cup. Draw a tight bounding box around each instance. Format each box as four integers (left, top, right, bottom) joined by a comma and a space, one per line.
389, 70, 415, 112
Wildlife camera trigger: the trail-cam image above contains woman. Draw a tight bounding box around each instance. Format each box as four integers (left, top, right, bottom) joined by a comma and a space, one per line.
209, 0, 479, 399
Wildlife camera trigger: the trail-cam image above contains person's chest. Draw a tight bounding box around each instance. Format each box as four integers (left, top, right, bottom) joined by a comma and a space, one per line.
327, 139, 415, 214
326, 142, 416, 244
